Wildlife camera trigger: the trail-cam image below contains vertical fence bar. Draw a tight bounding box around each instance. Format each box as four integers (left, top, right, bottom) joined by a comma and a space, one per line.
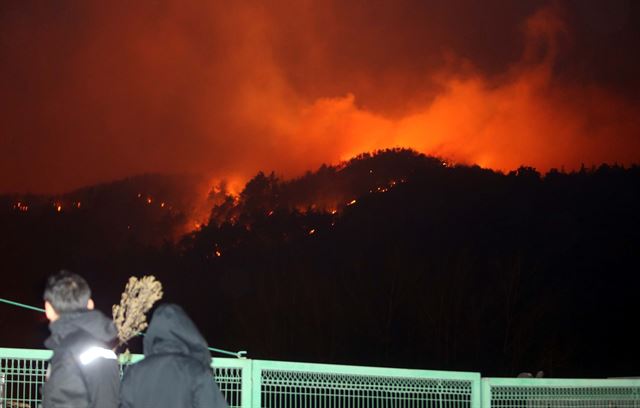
10, 358, 14, 407
252, 360, 263, 408
1, 372, 5, 408
480, 379, 490, 408
241, 359, 254, 408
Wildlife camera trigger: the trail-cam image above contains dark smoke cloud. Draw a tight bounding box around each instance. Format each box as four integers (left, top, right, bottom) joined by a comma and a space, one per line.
1, 0, 639, 193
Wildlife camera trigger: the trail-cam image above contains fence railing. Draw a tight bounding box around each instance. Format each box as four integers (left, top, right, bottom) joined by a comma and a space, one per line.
2, 348, 640, 408
252, 359, 480, 408
0, 348, 253, 408
482, 377, 640, 408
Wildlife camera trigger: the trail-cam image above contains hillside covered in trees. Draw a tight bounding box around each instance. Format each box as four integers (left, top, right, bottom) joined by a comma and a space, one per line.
1, 149, 638, 377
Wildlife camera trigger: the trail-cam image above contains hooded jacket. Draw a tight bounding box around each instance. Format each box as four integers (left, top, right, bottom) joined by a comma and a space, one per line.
42, 309, 120, 408
120, 304, 228, 408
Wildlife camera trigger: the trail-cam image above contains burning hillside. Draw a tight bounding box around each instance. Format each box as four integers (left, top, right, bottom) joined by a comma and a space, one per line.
1, 150, 454, 246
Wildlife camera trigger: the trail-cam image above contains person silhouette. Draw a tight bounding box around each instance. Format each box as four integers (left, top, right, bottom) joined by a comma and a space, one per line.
120, 303, 228, 408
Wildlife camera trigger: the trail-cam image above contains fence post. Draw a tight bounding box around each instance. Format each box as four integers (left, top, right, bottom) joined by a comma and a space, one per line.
480, 378, 491, 408
1, 372, 5, 408
251, 361, 262, 408
241, 359, 254, 408
471, 374, 482, 408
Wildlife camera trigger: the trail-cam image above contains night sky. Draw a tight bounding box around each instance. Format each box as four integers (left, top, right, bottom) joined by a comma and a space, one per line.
2, 0, 640, 194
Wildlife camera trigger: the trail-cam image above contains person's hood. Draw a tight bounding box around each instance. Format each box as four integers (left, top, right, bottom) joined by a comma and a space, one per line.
45, 309, 117, 349
143, 303, 211, 367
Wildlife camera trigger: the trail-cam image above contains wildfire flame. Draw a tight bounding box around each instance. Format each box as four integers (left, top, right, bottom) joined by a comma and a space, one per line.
2, 4, 639, 196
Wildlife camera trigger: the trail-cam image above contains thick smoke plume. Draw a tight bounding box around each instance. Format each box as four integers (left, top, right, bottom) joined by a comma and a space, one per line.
1, 1, 639, 193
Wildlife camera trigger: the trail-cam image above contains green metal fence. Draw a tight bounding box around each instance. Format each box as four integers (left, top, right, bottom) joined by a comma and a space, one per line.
0, 349, 49, 408
0, 348, 251, 408
3, 348, 640, 408
482, 377, 640, 408
1, 348, 480, 408
252, 360, 480, 408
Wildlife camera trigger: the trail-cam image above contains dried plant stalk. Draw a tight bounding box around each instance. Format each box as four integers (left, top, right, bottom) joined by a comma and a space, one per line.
112, 275, 163, 346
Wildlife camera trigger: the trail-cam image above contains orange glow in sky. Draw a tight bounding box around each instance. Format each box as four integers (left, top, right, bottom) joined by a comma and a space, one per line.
1, 2, 638, 194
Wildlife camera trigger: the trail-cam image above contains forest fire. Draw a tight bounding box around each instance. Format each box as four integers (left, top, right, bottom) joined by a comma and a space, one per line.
2, 138, 639, 379
1, 3, 639, 196
1, 0, 639, 382
0, 148, 567, 244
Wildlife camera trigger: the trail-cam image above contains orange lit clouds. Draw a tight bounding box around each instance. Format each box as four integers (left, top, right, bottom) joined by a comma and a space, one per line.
259, 6, 640, 174
1, 2, 638, 194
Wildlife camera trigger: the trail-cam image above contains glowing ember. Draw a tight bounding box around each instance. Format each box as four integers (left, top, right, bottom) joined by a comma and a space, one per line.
308, 229, 316, 235
147, 197, 152, 204
14, 202, 29, 212
215, 250, 222, 257
160, 202, 165, 208
348, 199, 357, 206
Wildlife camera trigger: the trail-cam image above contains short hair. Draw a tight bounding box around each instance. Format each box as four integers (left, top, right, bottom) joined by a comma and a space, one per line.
44, 271, 92, 314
